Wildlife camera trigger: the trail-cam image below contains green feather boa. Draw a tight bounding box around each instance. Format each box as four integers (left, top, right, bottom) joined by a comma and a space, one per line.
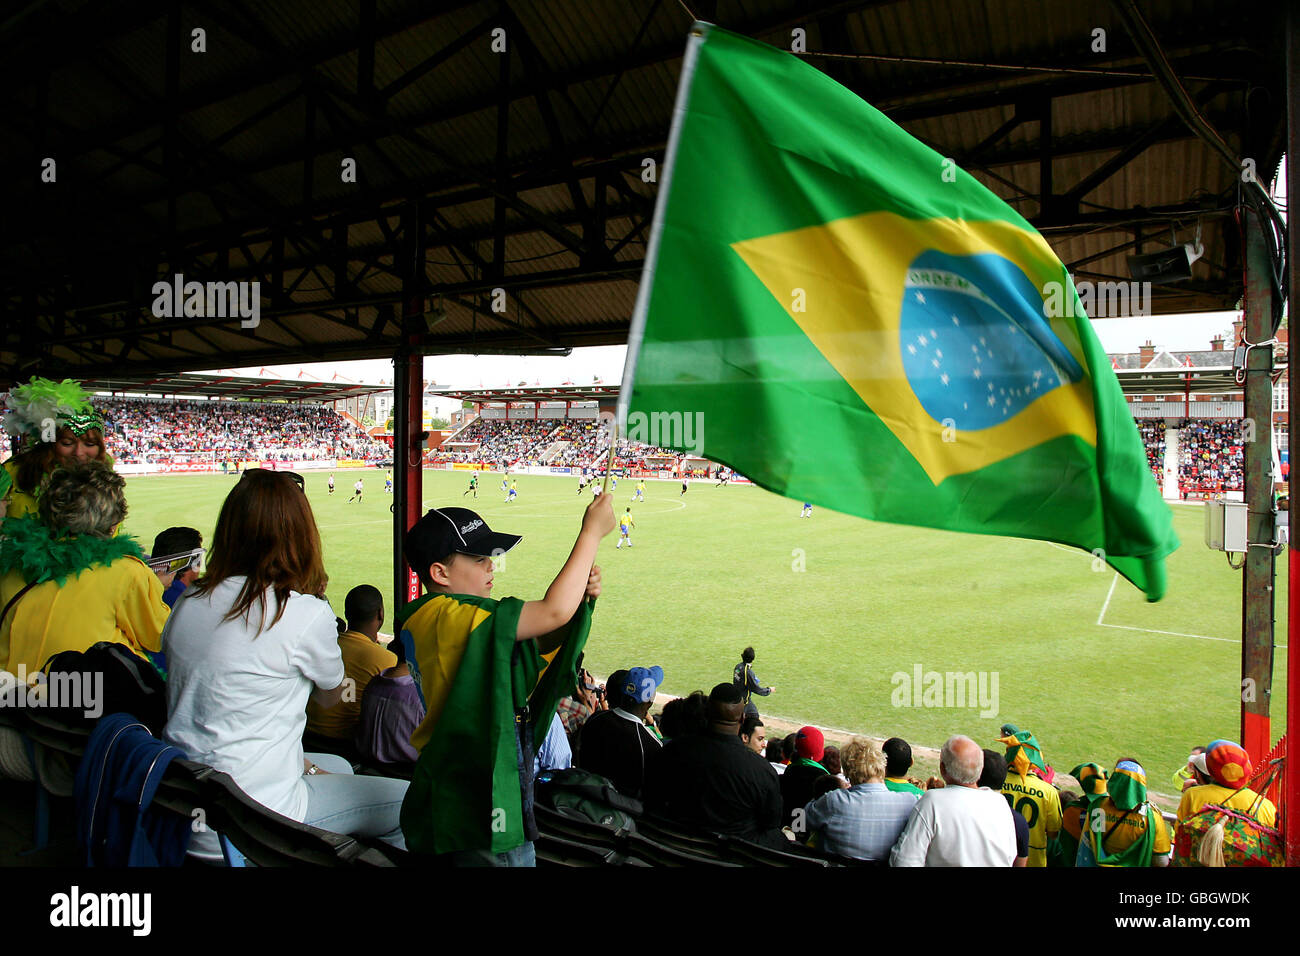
0, 515, 145, 586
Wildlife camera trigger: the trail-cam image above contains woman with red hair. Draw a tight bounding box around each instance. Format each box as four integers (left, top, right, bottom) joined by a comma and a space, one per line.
161, 468, 408, 861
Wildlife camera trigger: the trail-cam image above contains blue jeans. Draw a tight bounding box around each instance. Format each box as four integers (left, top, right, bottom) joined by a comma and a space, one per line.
441, 842, 536, 867
302, 752, 408, 850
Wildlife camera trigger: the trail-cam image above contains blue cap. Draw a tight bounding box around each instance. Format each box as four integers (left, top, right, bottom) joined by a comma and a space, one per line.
623, 666, 664, 703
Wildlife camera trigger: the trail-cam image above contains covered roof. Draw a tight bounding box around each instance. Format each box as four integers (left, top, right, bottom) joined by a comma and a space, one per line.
1115, 365, 1243, 395
1111, 347, 1233, 370
1, 0, 1288, 384
430, 384, 619, 403
81, 370, 390, 403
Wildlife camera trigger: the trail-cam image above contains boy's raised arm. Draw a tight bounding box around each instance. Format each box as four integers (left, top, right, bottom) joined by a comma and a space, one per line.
518, 493, 615, 648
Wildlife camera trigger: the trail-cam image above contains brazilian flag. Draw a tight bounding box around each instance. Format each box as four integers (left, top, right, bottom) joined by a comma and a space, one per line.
622, 23, 1178, 599
399, 593, 591, 855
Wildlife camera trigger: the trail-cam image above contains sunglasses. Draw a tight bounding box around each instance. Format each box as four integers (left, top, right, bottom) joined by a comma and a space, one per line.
240, 468, 306, 492
147, 546, 206, 576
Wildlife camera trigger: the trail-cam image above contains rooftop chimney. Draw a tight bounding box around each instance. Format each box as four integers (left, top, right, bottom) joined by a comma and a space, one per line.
1211, 336, 1224, 351
1139, 340, 1156, 366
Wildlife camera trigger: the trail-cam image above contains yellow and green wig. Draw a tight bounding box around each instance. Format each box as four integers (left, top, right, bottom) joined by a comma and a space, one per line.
2, 377, 103, 452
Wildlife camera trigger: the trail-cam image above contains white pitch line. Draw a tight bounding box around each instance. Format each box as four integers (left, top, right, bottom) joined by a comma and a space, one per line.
1097, 622, 1287, 648
1094, 571, 1287, 646
1096, 572, 1118, 625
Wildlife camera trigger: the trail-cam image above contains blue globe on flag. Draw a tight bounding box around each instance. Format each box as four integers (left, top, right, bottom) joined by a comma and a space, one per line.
899, 250, 1085, 431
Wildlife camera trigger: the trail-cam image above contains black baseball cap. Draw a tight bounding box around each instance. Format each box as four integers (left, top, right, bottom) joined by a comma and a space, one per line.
405, 507, 522, 573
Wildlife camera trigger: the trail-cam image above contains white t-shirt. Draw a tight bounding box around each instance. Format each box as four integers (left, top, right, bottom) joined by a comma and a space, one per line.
354, 480, 363, 492
890, 784, 1018, 867
162, 578, 343, 857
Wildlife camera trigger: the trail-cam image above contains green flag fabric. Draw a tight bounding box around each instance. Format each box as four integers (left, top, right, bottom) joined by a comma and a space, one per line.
622, 23, 1178, 599
399, 592, 592, 856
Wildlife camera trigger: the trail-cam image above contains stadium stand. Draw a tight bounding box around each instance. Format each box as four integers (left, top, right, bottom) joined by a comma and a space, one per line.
1128, 416, 1247, 499
99, 397, 390, 463
1177, 418, 1245, 498
430, 419, 669, 470
427, 410, 1248, 494
550, 420, 605, 466
437, 417, 555, 465
1139, 420, 1165, 486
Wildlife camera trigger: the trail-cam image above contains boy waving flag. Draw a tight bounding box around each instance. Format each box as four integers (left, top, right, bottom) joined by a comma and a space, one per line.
618, 23, 1177, 600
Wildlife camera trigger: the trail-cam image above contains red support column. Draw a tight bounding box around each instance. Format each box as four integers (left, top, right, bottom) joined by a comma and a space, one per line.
392, 202, 426, 612
1286, 1, 1300, 867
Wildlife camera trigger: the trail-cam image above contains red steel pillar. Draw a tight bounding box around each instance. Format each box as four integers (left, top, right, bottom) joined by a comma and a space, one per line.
1285, 1, 1299, 867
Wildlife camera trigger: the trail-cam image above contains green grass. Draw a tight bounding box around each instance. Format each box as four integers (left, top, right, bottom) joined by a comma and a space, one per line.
125, 468, 1287, 794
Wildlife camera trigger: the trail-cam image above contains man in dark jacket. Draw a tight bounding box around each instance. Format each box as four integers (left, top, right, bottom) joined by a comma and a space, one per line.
732, 646, 774, 718
643, 683, 786, 850
575, 665, 664, 798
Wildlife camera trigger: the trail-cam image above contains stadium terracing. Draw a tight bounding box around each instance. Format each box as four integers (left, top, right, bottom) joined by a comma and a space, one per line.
0, 0, 1296, 869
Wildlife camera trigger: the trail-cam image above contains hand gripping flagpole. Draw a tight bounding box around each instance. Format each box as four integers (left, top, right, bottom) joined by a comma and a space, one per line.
601, 418, 619, 495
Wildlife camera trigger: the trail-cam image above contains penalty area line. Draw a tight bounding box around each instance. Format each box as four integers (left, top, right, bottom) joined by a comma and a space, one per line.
1096, 572, 1118, 626
1096, 622, 1287, 649
1095, 575, 1286, 646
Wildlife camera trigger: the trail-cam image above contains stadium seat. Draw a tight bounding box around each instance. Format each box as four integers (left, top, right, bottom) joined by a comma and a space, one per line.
197, 766, 401, 867
632, 814, 728, 857
0, 706, 88, 853
533, 802, 735, 866
621, 830, 741, 867
15, 707, 92, 759
534, 830, 630, 867
718, 834, 833, 868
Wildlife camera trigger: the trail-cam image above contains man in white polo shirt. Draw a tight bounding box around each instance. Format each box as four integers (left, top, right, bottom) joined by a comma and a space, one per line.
890, 735, 1018, 867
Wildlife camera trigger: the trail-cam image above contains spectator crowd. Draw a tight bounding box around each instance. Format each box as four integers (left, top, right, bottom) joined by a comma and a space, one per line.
1131, 417, 1247, 498
550, 670, 1280, 868
425, 418, 730, 476
436, 418, 557, 466
1177, 419, 1245, 497
1138, 420, 1165, 486
100, 398, 390, 463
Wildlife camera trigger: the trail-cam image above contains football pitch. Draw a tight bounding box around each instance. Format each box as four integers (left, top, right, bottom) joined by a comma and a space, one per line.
125, 468, 1288, 794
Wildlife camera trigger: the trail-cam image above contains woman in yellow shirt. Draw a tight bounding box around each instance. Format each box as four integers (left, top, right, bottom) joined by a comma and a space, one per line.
2, 377, 110, 520
0, 462, 166, 679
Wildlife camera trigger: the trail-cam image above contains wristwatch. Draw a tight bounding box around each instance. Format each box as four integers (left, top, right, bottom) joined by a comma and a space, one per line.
306, 764, 321, 775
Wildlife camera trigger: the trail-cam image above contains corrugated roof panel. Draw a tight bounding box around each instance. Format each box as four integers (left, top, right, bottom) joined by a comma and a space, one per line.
2, 0, 1284, 379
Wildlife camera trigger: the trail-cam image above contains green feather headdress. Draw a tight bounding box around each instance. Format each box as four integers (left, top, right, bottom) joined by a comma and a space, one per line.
0, 515, 145, 586
2, 377, 103, 451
